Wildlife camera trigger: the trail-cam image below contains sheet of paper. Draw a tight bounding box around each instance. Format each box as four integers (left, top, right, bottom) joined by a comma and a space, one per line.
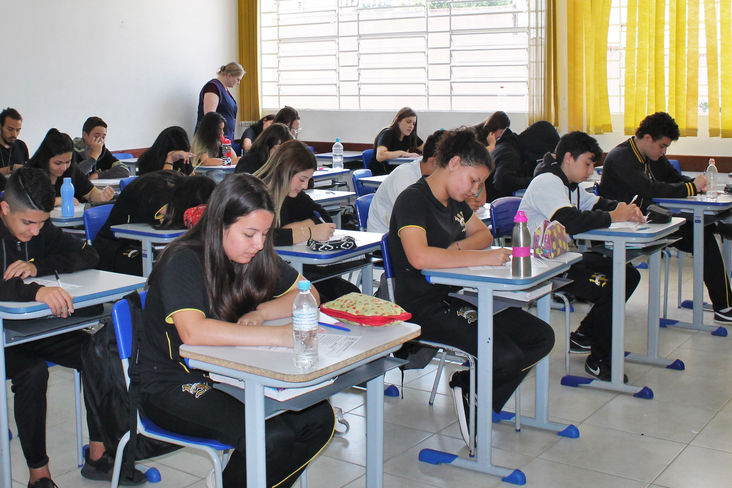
319, 333, 360, 355
609, 222, 641, 230
27, 279, 82, 290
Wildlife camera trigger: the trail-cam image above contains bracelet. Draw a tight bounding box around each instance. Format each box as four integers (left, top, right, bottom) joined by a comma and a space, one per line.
308, 227, 312, 240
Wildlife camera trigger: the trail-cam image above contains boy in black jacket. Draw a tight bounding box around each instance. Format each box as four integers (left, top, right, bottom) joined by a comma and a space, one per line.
2, 168, 143, 487
518, 132, 645, 381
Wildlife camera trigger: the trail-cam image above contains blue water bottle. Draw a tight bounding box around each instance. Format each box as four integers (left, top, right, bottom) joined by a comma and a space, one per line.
61, 177, 74, 217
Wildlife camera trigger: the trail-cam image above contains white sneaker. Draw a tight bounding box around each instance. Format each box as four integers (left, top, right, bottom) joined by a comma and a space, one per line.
450, 384, 470, 447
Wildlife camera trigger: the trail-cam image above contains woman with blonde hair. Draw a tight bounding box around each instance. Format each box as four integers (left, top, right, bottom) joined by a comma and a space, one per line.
196, 62, 245, 142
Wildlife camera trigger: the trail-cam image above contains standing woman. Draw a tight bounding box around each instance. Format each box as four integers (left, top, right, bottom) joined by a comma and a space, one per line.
137, 174, 335, 487
28, 129, 114, 206
370, 107, 424, 176
137, 126, 195, 175
388, 128, 554, 447
255, 140, 361, 302
240, 114, 275, 152
234, 122, 292, 174
196, 62, 245, 143
192, 112, 240, 167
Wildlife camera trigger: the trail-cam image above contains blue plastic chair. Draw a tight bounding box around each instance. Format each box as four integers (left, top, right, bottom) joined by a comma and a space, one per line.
488, 196, 522, 242
361, 149, 374, 170
83, 204, 113, 243
352, 168, 374, 197
668, 159, 681, 174
355, 193, 374, 231
110, 293, 232, 488
112, 153, 134, 160
118, 176, 137, 192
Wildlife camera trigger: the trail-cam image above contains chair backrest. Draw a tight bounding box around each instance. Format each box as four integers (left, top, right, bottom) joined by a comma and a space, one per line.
111, 292, 147, 362
379, 233, 395, 302
668, 159, 681, 174
112, 152, 134, 160
119, 176, 137, 192
83, 204, 114, 242
352, 168, 374, 196
489, 196, 522, 239
361, 149, 374, 169
355, 193, 374, 231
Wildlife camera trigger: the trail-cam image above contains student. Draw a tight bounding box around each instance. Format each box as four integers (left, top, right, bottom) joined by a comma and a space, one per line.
472, 110, 510, 152
72, 116, 130, 179
388, 128, 555, 447
367, 129, 443, 234
274, 105, 301, 139
93, 171, 215, 276
192, 112, 240, 167
196, 62, 244, 142
370, 107, 424, 176
519, 131, 644, 380
255, 140, 361, 302
0, 108, 29, 181
240, 114, 275, 152
1, 168, 144, 488
234, 122, 292, 174
137, 126, 195, 175
599, 112, 732, 322
28, 129, 114, 205
137, 173, 335, 488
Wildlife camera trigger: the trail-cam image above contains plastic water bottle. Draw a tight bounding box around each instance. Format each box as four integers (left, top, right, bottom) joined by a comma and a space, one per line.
332, 138, 344, 169
221, 137, 232, 166
511, 210, 532, 277
293, 280, 319, 369
61, 177, 75, 218
705, 158, 718, 198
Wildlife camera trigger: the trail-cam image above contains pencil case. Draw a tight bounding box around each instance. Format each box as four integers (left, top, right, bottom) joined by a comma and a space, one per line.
532, 220, 570, 258
307, 235, 356, 251
320, 292, 412, 327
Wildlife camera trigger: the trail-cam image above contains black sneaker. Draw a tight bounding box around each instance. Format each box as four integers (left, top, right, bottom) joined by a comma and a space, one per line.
28, 478, 58, 488
81, 450, 147, 485
449, 370, 472, 447
714, 308, 732, 323
584, 355, 628, 383
569, 331, 592, 353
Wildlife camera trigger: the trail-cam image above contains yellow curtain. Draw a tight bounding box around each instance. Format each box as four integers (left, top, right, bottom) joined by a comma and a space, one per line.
705, 0, 721, 136
238, 0, 260, 122
565, 0, 612, 133
706, 0, 732, 137
722, 0, 732, 137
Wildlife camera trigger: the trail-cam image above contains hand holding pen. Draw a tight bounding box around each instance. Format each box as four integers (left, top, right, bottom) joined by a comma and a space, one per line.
34, 270, 74, 317
311, 210, 336, 240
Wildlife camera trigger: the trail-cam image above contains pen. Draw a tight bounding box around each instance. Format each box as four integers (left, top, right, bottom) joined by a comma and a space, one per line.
630, 194, 638, 205
319, 321, 351, 332
53, 269, 62, 288
313, 210, 326, 224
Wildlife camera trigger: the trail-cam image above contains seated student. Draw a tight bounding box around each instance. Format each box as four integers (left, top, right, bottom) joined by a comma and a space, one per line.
93, 171, 214, 276
137, 126, 195, 175
28, 129, 114, 206
472, 110, 510, 153
1, 168, 144, 488
273, 105, 301, 139
519, 131, 644, 380
192, 112, 241, 167
367, 129, 443, 234
72, 116, 130, 180
138, 173, 335, 488
255, 140, 361, 302
234, 122, 292, 174
369, 107, 424, 176
388, 128, 555, 447
0, 108, 29, 182
599, 112, 732, 322
240, 114, 275, 152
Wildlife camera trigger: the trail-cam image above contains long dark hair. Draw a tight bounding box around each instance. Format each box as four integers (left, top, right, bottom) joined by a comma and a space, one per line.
150, 174, 280, 322
28, 128, 74, 174
249, 114, 275, 135
155, 175, 216, 229
192, 112, 225, 162
374, 107, 419, 152
473, 111, 510, 146
248, 122, 292, 170
435, 127, 493, 171
138, 126, 191, 175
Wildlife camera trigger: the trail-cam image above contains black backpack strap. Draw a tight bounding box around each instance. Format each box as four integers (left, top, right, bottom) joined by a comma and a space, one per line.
122, 290, 144, 480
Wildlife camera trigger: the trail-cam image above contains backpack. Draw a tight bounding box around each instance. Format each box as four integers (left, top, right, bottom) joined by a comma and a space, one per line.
81, 292, 180, 471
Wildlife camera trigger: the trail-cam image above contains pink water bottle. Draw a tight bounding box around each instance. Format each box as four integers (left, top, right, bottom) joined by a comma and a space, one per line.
511, 210, 532, 277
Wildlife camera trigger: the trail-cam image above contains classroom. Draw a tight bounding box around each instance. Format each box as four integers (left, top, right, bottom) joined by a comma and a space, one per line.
2, 1, 732, 487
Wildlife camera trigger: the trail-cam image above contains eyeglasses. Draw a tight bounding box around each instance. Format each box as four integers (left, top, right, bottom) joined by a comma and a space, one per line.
290, 128, 302, 138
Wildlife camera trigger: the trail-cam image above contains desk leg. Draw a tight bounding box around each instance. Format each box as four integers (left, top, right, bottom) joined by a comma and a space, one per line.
0, 319, 11, 488
141, 241, 154, 278
361, 261, 374, 296
244, 380, 267, 488
365, 374, 384, 488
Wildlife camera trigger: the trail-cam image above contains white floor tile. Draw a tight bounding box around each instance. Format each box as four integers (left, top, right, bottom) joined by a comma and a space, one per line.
654, 445, 732, 488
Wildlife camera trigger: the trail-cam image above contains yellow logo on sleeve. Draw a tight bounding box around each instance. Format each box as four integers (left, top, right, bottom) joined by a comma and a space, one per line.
454, 211, 466, 229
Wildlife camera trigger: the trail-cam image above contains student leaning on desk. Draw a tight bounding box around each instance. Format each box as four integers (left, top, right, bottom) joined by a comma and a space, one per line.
136, 173, 335, 488
0, 168, 145, 488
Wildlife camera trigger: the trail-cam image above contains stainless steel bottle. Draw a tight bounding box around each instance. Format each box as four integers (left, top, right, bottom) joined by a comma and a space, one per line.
512, 210, 532, 277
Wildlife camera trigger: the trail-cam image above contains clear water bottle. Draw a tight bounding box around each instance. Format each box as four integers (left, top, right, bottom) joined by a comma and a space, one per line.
61, 177, 75, 218
221, 137, 232, 166
705, 158, 717, 197
332, 138, 344, 169
293, 280, 319, 369
511, 210, 532, 277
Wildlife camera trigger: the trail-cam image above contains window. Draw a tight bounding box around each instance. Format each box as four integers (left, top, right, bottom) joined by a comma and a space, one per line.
260, 0, 530, 112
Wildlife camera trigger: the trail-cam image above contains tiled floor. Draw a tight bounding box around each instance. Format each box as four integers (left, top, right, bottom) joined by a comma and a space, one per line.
6, 255, 732, 487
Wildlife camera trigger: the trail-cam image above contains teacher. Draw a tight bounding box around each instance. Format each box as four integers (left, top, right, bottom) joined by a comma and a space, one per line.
196, 62, 245, 142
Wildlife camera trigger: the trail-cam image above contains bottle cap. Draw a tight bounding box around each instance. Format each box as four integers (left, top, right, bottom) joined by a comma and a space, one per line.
335, 138, 340, 142
63, 177, 71, 183
514, 210, 528, 223
222, 137, 231, 144
297, 280, 311, 291
709, 158, 716, 165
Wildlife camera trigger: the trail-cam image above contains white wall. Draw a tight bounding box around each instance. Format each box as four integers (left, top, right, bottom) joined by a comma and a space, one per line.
3, 0, 238, 153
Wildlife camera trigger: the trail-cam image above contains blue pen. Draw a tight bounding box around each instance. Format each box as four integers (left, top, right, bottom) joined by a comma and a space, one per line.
313, 210, 326, 223
319, 321, 351, 332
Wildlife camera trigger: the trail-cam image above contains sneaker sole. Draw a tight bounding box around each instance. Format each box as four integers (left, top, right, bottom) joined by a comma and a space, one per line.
451, 386, 470, 448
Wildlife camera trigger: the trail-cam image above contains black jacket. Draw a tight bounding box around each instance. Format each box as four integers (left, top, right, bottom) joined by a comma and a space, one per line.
485, 128, 532, 201
274, 192, 331, 246
0, 218, 99, 301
